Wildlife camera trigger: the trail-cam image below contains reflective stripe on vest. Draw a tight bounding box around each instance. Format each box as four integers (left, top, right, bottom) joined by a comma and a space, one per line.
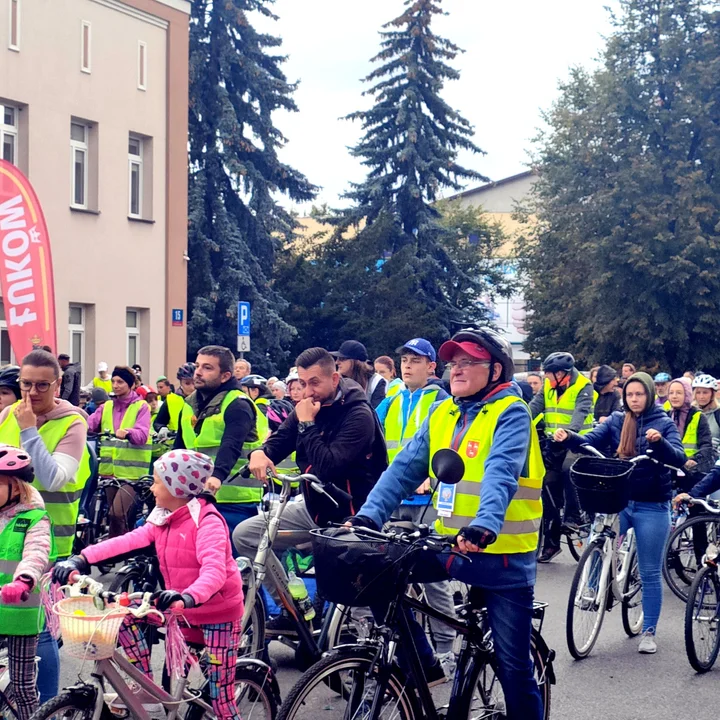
0, 509, 56, 635
164, 393, 185, 433
180, 390, 265, 504
0, 409, 90, 557
543, 375, 594, 436
384, 388, 439, 463
429, 396, 544, 554
683, 412, 701, 458
99, 400, 152, 480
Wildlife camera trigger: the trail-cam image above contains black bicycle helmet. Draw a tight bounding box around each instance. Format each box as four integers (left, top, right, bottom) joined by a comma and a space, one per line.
0, 365, 20, 400
441, 328, 515, 383
177, 362, 196, 380
240, 374, 268, 389
542, 352, 575, 374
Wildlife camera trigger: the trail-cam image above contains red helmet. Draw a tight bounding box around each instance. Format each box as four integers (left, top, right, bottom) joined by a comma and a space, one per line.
0, 445, 32, 474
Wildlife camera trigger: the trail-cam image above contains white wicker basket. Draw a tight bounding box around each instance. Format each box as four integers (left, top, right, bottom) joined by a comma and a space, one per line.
54, 596, 128, 659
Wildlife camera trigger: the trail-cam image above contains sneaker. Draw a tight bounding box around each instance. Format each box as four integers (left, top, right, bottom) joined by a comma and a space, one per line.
437, 650, 457, 678
638, 630, 657, 654
424, 659, 448, 688
266, 611, 299, 636
538, 546, 562, 564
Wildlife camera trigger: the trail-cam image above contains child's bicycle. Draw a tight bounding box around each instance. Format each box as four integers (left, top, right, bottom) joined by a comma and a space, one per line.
29, 574, 280, 720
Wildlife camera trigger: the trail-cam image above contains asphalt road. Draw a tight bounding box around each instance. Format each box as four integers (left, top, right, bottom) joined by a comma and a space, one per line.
58, 551, 717, 720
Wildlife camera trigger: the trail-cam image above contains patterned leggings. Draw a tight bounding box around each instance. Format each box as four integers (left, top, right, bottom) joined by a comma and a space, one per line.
118, 615, 242, 720
2, 634, 39, 720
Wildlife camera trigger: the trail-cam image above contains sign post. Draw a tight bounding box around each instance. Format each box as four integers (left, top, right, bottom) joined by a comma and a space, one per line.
237, 301, 250, 356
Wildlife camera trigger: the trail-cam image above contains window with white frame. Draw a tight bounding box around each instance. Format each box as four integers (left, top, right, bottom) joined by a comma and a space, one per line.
70, 122, 88, 208
68, 305, 84, 370
138, 41, 147, 90
8, 0, 20, 51
126, 310, 139, 367
0, 301, 14, 366
1, 105, 17, 165
128, 136, 143, 218
81, 20, 91, 73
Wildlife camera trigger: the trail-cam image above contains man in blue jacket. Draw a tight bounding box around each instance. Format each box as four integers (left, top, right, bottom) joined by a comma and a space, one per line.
348, 328, 545, 719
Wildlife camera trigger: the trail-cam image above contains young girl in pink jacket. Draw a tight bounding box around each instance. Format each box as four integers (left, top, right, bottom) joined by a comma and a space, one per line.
54, 450, 244, 720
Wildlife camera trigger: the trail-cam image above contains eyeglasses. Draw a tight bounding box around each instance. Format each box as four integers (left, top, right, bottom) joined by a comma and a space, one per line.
19, 379, 57, 393
446, 360, 491, 372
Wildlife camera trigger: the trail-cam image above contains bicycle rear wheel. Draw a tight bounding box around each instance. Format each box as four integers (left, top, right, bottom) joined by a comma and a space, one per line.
29, 689, 96, 720
565, 522, 590, 562
621, 548, 643, 637
239, 590, 267, 661
277, 647, 417, 720
566, 541, 608, 659
685, 564, 720, 673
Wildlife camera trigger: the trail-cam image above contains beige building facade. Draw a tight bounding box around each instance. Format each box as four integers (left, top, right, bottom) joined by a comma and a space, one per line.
0, 0, 189, 384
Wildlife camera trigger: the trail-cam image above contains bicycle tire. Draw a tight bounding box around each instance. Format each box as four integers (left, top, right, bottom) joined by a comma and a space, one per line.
684, 564, 720, 673
621, 548, 643, 637
663, 516, 720, 602
276, 647, 417, 720
566, 524, 590, 563
29, 689, 96, 720
108, 565, 154, 595
239, 589, 267, 662
470, 631, 551, 720
566, 540, 608, 659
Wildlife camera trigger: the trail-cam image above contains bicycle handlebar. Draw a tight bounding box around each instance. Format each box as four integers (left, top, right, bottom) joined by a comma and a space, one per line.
679, 497, 720, 514
577, 445, 685, 472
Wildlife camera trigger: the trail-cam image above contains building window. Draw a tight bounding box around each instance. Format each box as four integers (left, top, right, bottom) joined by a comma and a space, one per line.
0, 301, 14, 366
128, 136, 143, 218
138, 41, 147, 90
9, 0, 20, 51
1, 105, 17, 165
68, 305, 85, 372
81, 20, 91, 73
70, 122, 88, 208
126, 309, 139, 366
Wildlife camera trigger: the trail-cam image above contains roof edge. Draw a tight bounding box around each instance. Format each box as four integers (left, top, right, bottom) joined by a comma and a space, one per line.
448, 170, 536, 201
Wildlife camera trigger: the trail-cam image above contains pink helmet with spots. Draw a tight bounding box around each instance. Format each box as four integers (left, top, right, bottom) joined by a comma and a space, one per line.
155, 450, 214, 498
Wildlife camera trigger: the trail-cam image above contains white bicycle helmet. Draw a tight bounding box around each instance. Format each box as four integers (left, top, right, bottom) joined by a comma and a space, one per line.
692, 374, 718, 391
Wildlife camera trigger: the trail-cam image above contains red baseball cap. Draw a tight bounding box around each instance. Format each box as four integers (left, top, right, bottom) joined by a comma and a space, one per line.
438, 341, 492, 362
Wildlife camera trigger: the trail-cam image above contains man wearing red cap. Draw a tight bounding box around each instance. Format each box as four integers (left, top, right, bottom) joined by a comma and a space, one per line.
347, 328, 545, 719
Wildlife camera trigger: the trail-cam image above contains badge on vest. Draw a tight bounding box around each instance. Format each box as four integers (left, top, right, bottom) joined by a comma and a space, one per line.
436, 482, 456, 518
466, 440, 480, 459
13, 517, 31, 533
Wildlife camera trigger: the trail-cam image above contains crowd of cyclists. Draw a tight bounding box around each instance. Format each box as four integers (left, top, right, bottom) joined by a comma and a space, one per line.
1, 334, 719, 720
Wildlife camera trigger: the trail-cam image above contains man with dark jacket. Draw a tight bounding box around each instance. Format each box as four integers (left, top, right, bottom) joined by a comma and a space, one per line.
58, 354, 81, 406
233, 346, 387, 566
593, 364, 622, 422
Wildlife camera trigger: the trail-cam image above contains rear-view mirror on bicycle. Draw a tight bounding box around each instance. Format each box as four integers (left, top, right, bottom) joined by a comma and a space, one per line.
431, 448, 465, 487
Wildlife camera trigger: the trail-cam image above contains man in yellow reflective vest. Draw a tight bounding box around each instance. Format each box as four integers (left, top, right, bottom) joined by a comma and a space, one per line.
348, 328, 545, 718
0, 348, 90, 703
174, 346, 267, 535
529, 351, 594, 563
153, 378, 185, 435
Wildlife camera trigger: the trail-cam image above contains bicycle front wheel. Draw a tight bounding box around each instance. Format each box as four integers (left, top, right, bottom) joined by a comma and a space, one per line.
621, 548, 644, 637
29, 690, 96, 720
685, 564, 720, 673
566, 541, 608, 659
277, 647, 417, 720
238, 588, 267, 661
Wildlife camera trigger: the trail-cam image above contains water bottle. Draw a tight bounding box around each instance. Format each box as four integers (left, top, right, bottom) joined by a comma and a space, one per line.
288, 571, 316, 622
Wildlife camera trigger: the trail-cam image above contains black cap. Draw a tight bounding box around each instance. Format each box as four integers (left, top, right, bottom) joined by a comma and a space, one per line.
331, 340, 368, 362
593, 365, 617, 392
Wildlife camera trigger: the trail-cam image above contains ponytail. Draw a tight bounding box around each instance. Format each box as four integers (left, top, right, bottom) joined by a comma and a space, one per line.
617, 411, 638, 459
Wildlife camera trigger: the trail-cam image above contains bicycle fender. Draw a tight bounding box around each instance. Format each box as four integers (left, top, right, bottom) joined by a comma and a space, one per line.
235, 658, 282, 705
531, 630, 556, 686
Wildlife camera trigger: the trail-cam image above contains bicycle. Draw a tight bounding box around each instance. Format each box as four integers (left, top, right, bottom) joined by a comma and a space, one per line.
682, 497, 720, 672
277, 523, 555, 720
539, 483, 591, 562
30, 574, 280, 720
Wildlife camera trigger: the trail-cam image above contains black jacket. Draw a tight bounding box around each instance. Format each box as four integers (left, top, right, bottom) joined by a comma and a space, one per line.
594, 389, 622, 421
60, 363, 81, 406
259, 378, 388, 525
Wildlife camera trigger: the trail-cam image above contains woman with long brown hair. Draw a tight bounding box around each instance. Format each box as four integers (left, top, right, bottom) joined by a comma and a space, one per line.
554, 372, 686, 655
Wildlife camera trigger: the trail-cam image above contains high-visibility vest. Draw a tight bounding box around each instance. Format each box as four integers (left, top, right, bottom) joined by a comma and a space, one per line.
542, 375, 594, 436
384, 387, 440, 463
180, 390, 265, 504
92, 377, 112, 394
99, 400, 152, 481
386, 378, 404, 400
163, 392, 185, 433
429, 395, 544, 554
662, 399, 671, 412
0, 509, 56, 635
683, 411, 702, 458
0, 410, 90, 558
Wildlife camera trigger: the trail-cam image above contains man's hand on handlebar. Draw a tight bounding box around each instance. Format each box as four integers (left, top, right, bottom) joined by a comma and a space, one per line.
553, 429, 568, 443
248, 450, 276, 482
457, 525, 496, 553
673, 492, 693, 510
204, 477, 221, 494
343, 514, 379, 531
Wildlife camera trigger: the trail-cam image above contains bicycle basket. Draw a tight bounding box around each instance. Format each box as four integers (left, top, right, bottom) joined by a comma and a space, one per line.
570, 456, 634, 515
54, 596, 128, 659
311, 529, 413, 607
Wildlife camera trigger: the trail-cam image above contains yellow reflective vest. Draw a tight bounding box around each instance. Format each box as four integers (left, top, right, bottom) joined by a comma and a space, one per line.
0, 409, 90, 557
99, 400, 152, 481
384, 386, 441, 463
682, 411, 701, 458
163, 392, 185, 433
429, 395, 544, 554
92, 376, 112, 394
542, 375, 594, 436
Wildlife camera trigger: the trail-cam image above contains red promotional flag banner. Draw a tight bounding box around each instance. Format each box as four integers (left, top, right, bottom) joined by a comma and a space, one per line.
0, 160, 57, 357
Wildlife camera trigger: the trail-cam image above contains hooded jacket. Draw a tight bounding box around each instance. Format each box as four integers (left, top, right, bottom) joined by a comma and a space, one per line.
60, 362, 82, 406
564, 372, 686, 502
257, 378, 388, 525
88, 390, 150, 446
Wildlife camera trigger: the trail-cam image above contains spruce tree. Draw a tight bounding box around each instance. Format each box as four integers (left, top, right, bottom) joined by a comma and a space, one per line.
187, 0, 315, 371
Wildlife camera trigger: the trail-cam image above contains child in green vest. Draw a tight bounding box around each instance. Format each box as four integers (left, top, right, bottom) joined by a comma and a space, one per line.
0, 445, 53, 720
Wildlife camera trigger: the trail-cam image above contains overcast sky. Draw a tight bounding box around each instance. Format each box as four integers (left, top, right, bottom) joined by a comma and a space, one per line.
253, 0, 620, 212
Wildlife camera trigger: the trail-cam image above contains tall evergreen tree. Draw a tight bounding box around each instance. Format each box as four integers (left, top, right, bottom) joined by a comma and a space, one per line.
518, 0, 720, 373
187, 0, 316, 371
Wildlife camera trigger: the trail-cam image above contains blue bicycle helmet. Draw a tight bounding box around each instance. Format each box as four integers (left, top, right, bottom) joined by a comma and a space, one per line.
654, 372, 671, 383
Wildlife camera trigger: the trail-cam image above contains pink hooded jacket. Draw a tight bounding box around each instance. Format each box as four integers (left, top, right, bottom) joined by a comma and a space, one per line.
81, 499, 243, 625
